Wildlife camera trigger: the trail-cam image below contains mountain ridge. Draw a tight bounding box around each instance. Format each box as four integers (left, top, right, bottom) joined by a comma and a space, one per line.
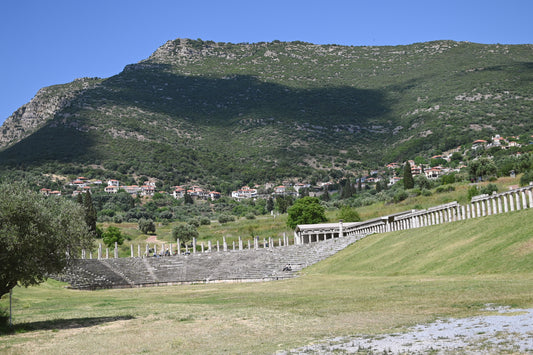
1, 39, 532, 186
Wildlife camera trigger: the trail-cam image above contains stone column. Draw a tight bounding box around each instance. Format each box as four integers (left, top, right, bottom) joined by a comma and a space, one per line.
208, 240, 212, 252
232, 241, 235, 251
89, 251, 93, 259
238, 236, 243, 250
491, 198, 497, 215
528, 189, 533, 208
138, 244, 141, 257
192, 237, 197, 254
217, 240, 220, 252
521, 191, 527, 209
202, 242, 205, 253
481, 200, 486, 216
146, 244, 150, 257
177, 239, 181, 255
106, 248, 109, 259
509, 193, 515, 211
131, 244, 134, 258
223, 237, 227, 252
248, 240, 251, 249
114, 242, 118, 258
503, 194, 509, 213
254, 237, 259, 250
515, 192, 521, 211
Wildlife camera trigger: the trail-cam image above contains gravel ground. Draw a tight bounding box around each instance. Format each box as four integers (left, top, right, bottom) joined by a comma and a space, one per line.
278, 305, 533, 354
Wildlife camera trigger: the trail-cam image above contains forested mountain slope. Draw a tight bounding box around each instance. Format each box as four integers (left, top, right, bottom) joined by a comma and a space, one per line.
1, 39, 532, 185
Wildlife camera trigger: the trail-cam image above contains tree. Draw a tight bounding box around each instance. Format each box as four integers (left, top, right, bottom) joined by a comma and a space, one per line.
83, 191, 97, 236
403, 162, 414, 189
172, 223, 198, 246
337, 206, 361, 222
138, 218, 156, 235
0, 182, 92, 299
184, 191, 194, 205
286, 197, 327, 229
266, 197, 274, 213
468, 157, 497, 181
102, 226, 125, 247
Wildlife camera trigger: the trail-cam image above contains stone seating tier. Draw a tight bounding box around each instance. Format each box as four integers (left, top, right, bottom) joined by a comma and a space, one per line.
56, 235, 360, 290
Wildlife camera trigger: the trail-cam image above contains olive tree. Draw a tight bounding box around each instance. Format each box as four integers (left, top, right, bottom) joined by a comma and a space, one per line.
0, 182, 93, 299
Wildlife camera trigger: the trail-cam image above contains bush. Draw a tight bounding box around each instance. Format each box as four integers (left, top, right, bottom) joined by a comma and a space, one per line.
199, 216, 211, 225
337, 205, 361, 222
172, 223, 198, 246
480, 183, 498, 195
245, 213, 256, 220
138, 218, 156, 235
218, 214, 235, 224
393, 190, 408, 203
436, 185, 455, 193
520, 170, 533, 186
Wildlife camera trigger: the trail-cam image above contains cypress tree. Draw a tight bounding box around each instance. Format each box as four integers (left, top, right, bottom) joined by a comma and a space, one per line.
403, 162, 415, 189
83, 191, 98, 236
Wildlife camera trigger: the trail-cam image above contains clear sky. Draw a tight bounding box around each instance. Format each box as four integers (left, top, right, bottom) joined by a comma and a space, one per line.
1, 0, 532, 124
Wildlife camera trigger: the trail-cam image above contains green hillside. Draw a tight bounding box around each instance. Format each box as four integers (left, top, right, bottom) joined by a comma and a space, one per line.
1, 39, 532, 185
310, 208, 533, 276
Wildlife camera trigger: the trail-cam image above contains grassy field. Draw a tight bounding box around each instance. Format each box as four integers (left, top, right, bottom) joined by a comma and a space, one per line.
1, 201, 532, 354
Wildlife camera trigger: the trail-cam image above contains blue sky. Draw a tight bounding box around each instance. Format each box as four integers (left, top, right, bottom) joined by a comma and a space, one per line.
1, 0, 532, 124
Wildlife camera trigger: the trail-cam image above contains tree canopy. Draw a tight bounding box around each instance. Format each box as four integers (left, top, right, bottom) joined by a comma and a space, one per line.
286, 196, 327, 229
0, 182, 92, 298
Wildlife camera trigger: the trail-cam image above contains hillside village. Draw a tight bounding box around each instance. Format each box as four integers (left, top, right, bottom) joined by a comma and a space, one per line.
38, 134, 531, 201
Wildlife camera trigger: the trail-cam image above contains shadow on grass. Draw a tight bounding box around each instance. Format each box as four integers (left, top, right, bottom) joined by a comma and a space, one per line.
0, 315, 134, 335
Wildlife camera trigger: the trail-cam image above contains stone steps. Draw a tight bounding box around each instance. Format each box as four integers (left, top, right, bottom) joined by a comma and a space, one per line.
56, 235, 361, 289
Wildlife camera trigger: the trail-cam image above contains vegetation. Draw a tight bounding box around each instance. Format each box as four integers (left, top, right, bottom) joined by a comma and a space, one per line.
1, 40, 532, 187
0, 182, 92, 299
101, 226, 126, 247
286, 196, 327, 229
1, 207, 531, 353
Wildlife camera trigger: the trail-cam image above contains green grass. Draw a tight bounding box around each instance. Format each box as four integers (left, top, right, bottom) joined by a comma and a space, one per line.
1, 207, 532, 354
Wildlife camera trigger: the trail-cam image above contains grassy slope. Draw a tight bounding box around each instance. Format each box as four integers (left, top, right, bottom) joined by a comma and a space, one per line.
1, 209, 532, 354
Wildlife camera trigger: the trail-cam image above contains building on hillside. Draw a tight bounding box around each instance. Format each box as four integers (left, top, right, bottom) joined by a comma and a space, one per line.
425, 166, 443, 179
472, 139, 488, 150
388, 176, 401, 186
172, 186, 185, 199
141, 185, 155, 196
123, 185, 141, 195
107, 179, 120, 187
105, 185, 119, 194
231, 186, 258, 200
40, 188, 51, 196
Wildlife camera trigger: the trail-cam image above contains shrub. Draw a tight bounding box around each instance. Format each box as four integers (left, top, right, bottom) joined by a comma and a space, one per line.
436, 185, 455, 193
393, 190, 408, 203
218, 214, 235, 224
138, 218, 156, 235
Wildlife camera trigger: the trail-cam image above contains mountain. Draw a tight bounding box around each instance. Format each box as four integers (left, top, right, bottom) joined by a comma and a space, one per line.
1, 39, 532, 186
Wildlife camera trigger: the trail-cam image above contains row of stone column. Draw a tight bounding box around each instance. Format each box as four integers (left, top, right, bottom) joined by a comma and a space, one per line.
348, 186, 533, 236
80, 233, 292, 259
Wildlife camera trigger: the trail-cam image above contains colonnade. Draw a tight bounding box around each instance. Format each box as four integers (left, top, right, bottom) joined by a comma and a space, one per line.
81, 233, 292, 260
295, 185, 533, 243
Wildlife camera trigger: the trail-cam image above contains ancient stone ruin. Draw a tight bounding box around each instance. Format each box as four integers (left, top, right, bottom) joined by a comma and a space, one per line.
57, 184, 532, 290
